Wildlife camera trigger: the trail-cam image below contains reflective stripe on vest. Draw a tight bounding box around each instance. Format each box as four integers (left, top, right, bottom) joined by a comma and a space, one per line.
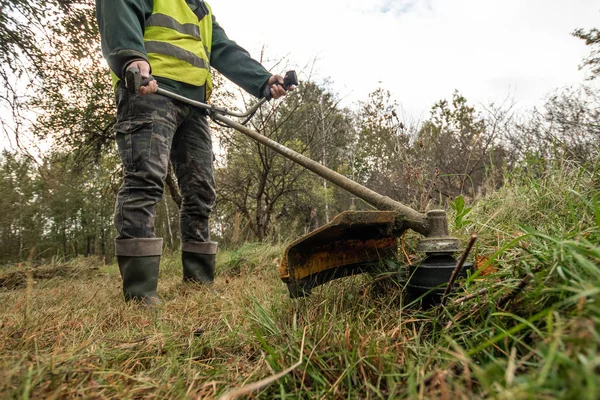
111, 0, 213, 99
145, 41, 209, 70
146, 14, 201, 40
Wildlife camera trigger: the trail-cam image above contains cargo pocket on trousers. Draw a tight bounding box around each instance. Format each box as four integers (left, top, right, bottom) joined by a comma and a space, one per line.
114, 118, 154, 172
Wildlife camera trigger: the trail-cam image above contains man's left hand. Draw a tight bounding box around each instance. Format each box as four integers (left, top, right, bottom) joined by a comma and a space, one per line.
267, 75, 293, 99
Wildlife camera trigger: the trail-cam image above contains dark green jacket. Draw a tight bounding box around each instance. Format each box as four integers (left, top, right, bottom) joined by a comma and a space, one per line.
96, 0, 272, 101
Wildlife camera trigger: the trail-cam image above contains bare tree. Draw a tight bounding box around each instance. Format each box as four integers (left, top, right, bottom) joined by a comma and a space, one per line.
215, 80, 354, 242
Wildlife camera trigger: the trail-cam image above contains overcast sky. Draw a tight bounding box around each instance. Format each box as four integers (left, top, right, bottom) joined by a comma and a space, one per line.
212, 0, 600, 118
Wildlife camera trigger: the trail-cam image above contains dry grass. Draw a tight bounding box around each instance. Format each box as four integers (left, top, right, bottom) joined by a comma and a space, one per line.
0, 246, 293, 398
0, 245, 452, 399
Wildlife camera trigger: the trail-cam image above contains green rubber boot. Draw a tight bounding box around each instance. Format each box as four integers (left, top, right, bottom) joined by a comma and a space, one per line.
182, 252, 215, 284
118, 255, 161, 306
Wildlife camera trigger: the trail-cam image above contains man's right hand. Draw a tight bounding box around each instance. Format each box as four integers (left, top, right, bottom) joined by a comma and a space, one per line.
126, 60, 158, 95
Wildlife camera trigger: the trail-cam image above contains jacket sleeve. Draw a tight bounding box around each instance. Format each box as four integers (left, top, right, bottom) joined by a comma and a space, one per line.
96, 0, 153, 80
210, 15, 273, 98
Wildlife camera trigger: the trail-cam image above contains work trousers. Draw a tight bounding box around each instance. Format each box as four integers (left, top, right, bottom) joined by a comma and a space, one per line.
112, 83, 217, 257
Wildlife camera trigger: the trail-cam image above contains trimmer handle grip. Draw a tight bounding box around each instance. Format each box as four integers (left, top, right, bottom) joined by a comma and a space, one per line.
263, 70, 298, 100
124, 66, 155, 94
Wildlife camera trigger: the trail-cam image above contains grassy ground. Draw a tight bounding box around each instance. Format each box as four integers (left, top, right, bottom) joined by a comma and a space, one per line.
1, 158, 599, 399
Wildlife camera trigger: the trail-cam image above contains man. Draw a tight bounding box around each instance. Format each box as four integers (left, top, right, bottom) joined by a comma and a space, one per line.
96, 0, 290, 305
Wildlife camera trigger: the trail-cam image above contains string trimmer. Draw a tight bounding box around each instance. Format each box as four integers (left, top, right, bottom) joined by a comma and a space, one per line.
125, 67, 473, 305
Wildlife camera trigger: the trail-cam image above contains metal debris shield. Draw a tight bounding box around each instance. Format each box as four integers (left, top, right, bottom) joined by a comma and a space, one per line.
280, 210, 401, 297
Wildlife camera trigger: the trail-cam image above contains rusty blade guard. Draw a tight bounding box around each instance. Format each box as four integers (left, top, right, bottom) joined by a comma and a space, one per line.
279, 210, 403, 297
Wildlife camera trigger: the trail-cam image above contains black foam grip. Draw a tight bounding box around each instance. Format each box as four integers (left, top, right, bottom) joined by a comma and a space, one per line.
282, 70, 298, 90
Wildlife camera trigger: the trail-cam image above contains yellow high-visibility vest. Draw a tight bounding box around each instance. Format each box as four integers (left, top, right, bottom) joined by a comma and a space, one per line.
112, 0, 214, 99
